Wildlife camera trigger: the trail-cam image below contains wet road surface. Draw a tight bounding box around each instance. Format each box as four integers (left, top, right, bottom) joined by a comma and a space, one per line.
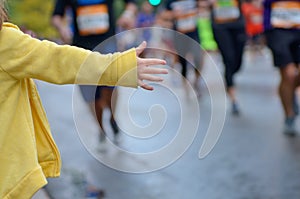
37, 49, 300, 199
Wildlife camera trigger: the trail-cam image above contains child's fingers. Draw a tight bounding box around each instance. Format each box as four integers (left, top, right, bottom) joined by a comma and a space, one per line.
139, 58, 167, 66
141, 67, 168, 75
139, 74, 164, 82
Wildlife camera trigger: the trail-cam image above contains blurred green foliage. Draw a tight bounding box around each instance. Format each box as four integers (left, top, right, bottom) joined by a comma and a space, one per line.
7, 0, 57, 38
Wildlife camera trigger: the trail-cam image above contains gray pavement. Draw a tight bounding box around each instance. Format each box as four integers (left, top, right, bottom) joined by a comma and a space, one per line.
36, 48, 300, 199
32, 189, 51, 199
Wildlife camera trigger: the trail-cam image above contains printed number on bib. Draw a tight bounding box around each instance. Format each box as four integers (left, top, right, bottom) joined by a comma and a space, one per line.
214, 0, 240, 23
76, 4, 109, 36
271, 1, 300, 29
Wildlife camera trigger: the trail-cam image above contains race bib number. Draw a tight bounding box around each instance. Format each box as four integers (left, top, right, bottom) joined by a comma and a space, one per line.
271, 1, 300, 29
214, 0, 240, 23
76, 4, 109, 36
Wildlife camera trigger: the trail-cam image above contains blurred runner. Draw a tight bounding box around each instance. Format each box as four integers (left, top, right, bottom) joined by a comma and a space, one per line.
134, 1, 156, 58
208, 0, 247, 115
136, 1, 155, 41
52, 0, 137, 144
145, 7, 178, 74
242, 0, 264, 56
197, 0, 218, 52
164, 0, 204, 96
263, 0, 300, 135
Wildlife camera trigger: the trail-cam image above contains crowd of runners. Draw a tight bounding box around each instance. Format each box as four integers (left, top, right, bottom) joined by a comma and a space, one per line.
49, 0, 300, 140
114, 0, 300, 136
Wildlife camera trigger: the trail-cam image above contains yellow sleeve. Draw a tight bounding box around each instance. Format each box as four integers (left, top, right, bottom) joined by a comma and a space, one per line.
0, 23, 137, 87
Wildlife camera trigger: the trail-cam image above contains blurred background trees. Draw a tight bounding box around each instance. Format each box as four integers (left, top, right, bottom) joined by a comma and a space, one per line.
8, 0, 57, 38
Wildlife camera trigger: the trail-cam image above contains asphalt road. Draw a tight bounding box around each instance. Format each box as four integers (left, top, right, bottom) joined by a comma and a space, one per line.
37, 48, 300, 199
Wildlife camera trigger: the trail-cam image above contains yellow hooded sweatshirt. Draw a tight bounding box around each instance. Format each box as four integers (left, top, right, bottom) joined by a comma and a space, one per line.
0, 23, 137, 199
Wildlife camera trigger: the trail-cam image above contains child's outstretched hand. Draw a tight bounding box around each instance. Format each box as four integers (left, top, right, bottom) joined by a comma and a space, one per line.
136, 41, 168, 90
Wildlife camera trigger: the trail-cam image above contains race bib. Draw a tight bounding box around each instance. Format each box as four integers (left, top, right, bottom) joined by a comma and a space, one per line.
171, 1, 197, 33
76, 4, 109, 36
271, 1, 300, 29
176, 11, 198, 33
214, 0, 240, 23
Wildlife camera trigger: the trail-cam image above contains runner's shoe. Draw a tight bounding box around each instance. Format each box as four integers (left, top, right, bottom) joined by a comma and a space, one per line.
99, 131, 106, 143
283, 117, 297, 136
232, 102, 240, 116
85, 185, 105, 199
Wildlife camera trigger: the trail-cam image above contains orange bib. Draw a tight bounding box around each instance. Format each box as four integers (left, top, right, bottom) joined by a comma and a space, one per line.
76, 4, 109, 36
171, 1, 198, 33
271, 1, 300, 29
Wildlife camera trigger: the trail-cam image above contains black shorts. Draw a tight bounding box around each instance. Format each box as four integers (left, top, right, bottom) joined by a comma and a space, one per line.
265, 29, 300, 68
79, 85, 114, 102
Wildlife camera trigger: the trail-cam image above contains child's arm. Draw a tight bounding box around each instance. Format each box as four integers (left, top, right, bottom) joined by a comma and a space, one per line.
0, 23, 167, 90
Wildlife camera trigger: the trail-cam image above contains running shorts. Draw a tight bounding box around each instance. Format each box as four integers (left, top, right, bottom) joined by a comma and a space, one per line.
79, 85, 114, 102
265, 29, 300, 68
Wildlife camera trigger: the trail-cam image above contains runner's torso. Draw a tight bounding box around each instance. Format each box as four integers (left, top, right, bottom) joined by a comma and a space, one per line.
55, 0, 116, 49
166, 0, 199, 34
211, 0, 245, 28
264, 0, 300, 30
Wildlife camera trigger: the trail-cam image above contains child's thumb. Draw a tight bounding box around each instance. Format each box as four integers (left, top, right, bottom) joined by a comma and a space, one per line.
136, 41, 147, 56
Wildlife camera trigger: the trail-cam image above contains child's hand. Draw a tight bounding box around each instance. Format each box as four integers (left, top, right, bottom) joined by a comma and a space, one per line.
136, 41, 168, 90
